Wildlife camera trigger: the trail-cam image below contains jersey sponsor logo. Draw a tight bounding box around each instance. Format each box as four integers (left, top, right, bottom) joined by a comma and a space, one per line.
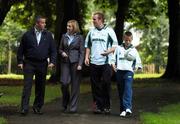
92, 38, 105, 42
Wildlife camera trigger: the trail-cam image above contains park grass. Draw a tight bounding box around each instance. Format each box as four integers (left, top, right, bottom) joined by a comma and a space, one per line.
140, 103, 180, 124
0, 83, 91, 124
0, 85, 60, 106
0, 73, 165, 106
0, 83, 91, 106
0, 117, 7, 124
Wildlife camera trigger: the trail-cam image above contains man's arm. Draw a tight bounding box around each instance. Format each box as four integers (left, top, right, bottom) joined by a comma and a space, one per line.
101, 47, 116, 56
17, 34, 25, 69
84, 48, 90, 66
49, 34, 57, 66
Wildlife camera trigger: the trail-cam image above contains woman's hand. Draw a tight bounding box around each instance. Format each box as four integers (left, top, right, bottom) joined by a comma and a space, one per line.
62, 52, 68, 58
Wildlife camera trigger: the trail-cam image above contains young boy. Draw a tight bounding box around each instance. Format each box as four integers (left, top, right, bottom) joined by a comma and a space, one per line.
111, 31, 142, 117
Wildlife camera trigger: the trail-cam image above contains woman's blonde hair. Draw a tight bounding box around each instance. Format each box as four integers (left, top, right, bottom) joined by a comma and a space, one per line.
67, 20, 80, 33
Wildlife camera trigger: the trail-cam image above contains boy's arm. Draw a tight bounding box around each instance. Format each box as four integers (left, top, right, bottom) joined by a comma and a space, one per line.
135, 50, 143, 71
110, 48, 118, 72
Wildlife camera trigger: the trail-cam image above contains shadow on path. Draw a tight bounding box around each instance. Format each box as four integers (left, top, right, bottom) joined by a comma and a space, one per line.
2, 83, 180, 124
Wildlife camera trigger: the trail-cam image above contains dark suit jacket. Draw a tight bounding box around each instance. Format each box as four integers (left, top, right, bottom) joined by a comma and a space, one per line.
17, 28, 57, 64
59, 33, 85, 66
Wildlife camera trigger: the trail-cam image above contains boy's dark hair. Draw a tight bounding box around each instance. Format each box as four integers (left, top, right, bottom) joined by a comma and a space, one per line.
124, 31, 132, 36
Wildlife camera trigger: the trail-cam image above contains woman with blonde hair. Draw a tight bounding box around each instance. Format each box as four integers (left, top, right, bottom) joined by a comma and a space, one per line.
59, 20, 85, 113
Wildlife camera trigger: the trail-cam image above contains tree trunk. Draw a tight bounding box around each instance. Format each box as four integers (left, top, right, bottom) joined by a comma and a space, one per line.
115, 0, 130, 44
49, 0, 81, 82
0, 0, 23, 25
162, 0, 180, 79
7, 40, 11, 74
0, 0, 11, 25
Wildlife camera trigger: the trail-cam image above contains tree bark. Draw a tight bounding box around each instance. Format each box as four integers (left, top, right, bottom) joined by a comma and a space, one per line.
115, 0, 130, 44
162, 0, 180, 79
7, 40, 12, 74
0, 0, 24, 25
49, 0, 81, 82
0, 0, 11, 25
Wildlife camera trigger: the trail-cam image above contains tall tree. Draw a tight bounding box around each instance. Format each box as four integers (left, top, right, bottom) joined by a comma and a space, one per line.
0, 0, 23, 25
115, 0, 131, 44
0, 0, 12, 25
162, 0, 180, 78
54, 0, 81, 42
51, 0, 81, 81
0, 10, 25, 73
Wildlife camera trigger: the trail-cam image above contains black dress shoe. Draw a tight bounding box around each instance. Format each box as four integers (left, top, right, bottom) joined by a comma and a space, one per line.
33, 107, 43, 115
20, 109, 28, 116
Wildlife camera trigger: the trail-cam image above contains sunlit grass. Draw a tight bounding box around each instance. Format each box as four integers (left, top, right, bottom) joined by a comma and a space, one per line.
140, 103, 180, 124
0, 74, 23, 79
0, 73, 163, 80
0, 74, 50, 80
134, 73, 163, 79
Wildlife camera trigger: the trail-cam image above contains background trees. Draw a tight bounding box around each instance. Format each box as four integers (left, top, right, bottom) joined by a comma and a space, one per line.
0, 0, 179, 79
0, 5, 25, 73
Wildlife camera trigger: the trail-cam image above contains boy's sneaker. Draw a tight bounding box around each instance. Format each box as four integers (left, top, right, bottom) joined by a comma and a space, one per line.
126, 109, 132, 116
120, 111, 126, 117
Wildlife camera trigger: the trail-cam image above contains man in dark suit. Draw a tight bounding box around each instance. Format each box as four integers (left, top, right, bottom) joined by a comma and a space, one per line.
17, 15, 57, 115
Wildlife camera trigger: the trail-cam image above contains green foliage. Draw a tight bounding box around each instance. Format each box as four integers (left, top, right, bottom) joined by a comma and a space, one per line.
140, 103, 180, 124
9, 1, 57, 31
7, 3, 32, 28
127, 0, 167, 28
0, 5, 26, 73
123, 0, 169, 69
82, 0, 117, 32
139, 14, 169, 66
